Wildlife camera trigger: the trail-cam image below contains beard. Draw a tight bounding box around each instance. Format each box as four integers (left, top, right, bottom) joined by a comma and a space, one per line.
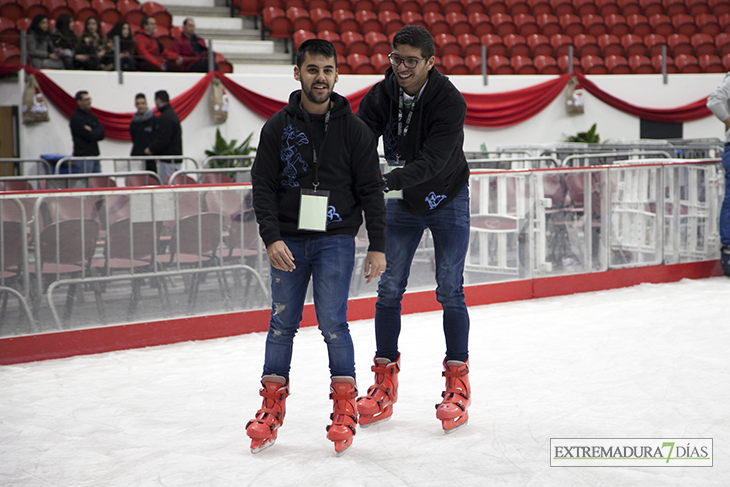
303, 84, 331, 106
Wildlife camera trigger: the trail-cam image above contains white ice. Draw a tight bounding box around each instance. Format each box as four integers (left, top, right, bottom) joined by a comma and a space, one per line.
1, 277, 729, 487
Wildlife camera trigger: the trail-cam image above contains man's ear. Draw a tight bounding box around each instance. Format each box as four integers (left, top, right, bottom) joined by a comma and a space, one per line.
294, 65, 300, 82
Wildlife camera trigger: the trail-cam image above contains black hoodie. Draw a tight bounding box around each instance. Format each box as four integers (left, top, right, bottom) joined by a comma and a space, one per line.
251, 90, 386, 253
357, 66, 470, 216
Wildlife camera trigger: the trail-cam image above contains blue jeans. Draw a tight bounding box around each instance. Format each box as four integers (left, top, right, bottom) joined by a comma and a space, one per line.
375, 185, 471, 362
67, 160, 100, 173
263, 235, 356, 380
721, 143, 730, 246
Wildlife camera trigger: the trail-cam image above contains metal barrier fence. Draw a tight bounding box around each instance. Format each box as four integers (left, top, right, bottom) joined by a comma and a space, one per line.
0, 159, 723, 338
0, 159, 52, 178
0, 171, 162, 189
54, 156, 199, 176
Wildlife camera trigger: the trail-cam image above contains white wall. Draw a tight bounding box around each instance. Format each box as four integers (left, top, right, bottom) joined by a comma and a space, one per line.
0, 70, 726, 172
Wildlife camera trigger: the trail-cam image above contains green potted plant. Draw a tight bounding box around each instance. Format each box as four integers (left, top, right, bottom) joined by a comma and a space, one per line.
564, 123, 600, 143
205, 128, 257, 181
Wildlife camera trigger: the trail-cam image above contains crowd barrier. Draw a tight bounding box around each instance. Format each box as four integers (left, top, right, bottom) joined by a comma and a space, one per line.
0, 158, 723, 340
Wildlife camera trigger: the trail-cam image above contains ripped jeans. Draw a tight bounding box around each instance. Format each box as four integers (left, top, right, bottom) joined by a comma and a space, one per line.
262, 235, 356, 380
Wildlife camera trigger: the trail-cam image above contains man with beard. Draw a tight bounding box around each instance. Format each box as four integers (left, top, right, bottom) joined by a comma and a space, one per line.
245, 39, 386, 456
129, 93, 156, 173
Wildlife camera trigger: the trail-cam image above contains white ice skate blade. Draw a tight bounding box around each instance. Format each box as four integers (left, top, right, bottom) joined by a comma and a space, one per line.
250, 439, 276, 454
359, 414, 392, 429
334, 442, 352, 457
442, 419, 468, 435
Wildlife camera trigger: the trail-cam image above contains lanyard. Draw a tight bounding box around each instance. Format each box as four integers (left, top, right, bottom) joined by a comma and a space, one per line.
305, 108, 331, 192
397, 87, 417, 138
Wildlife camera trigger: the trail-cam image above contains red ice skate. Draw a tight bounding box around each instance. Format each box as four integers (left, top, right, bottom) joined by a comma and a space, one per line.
246, 375, 289, 453
356, 355, 400, 427
326, 376, 358, 456
435, 360, 471, 433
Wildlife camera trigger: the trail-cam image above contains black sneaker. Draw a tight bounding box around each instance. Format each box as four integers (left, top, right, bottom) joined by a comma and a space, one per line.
722, 246, 730, 277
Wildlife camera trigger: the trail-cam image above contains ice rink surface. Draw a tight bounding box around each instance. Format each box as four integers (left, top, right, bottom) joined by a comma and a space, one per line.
1, 277, 729, 487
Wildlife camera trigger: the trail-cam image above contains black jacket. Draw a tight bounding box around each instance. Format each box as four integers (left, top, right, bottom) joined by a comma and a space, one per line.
251, 90, 386, 252
149, 103, 182, 160
69, 107, 105, 156
129, 109, 156, 156
357, 66, 470, 216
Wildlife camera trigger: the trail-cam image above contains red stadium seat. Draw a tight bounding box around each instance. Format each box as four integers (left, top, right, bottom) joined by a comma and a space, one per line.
639, 0, 662, 17
394, 0, 419, 12
527, 0, 551, 16
582, 14, 607, 37
284, 0, 306, 8
262, 6, 291, 38
621, 33, 647, 56
720, 14, 730, 33
488, 54, 514, 74
421, 0, 442, 13
317, 30, 345, 55
671, 14, 697, 38
353, 0, 375, 10
140, 1, 171, 28
238, 0, 263, 17
691, 33, 717, 56
480, 33, 507, 56
45, 0, 74, 19
626, 13, 651, 37
0, 17, 20, 47
341, 31, 367, 54
292, 28, 316, 50
503, 33, 529, 56
330, 0, 353, 8
627, 54, 652, 73
370, 52, 390, 72
484, 0, 509, 16
19, 0, 48, 20
574, 0, 597, 17
511, 54, 536, 73
573, 33, 599, 56
686, 0, 709, 17
513, 13, 538, 37
491, 12, 516, 37
723, 53, 730, 71
550, 0, 574, 16
434, 33, 461, 56
355, 10, 381, 32
374, 0, 398, 11
709, 0, 730, 17
445, 12, 471, 36
643, 33, 666, 57
558, 14, 583, 37
364, 31, 390, 54
461, 0, 486, 15
647, 13, 672, 37
464, 53, 484, 73
378, 11, 403, 35
0, 42, 21, 65
716, 33, 730, 57
581, 54, 607, 73
534, 54, 560, 73
549, 33, 572, 56
0, 3, 24, 21
536, 13, 560, 37
618, 0, 641, 16
346, 52, 375, 73
286, 7, 313, 32
605, 54, 630, 73
68, 0, 97, 23
441, 54, 468, 74
468, 12, 493, 37
457, 33, 482, 56
596, 0, 618, 17
437, 0, 463, 14
698, 53, 724, 73
651, 53, 676, 73
117, 0, 143, 26
666, 33, 691, 56
605, 13, 629, 37
526, 33, 552, 56
310, 8, 336, 32
333, 9, 358, 32
401, 11, 426, 28
558, 54, 581, 73
505, 0, 529, 16
662, 0, 686, 18
673, 53, 700, 73
695, 13, 720, 37
597, 33, 622, 56
423, 12, 449, 35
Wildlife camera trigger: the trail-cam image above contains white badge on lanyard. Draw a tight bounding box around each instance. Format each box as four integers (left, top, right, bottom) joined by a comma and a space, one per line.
384, 158, 403, 200
298, 188, 330, 231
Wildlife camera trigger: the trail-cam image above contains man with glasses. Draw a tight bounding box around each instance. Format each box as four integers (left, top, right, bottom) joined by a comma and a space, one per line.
356, 25, 472, 434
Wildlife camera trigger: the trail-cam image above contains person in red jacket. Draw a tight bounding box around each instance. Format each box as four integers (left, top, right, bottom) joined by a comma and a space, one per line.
133, 15, 182, 72
172, 18, 219, 72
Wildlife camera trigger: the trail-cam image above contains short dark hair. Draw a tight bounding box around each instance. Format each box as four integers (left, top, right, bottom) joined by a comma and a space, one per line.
135, 93, 146, 101
75, 90, 89, 102
141, 15, 153, 28
155, 90, 170, 103
392, 25, 435, 60
183, 17, 193, 26
295, 39, 337, 69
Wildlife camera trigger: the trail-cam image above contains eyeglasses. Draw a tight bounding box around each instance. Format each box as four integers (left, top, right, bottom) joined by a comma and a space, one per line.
388, 53, 426, 69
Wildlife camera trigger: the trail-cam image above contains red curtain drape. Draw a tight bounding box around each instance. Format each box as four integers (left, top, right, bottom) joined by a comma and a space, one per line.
6, 66, 716, 140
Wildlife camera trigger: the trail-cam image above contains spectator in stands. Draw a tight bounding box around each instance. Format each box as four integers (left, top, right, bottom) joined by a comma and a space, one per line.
75, 16, 111, 70
707, 72, 730, 277
104, 21, 136, 71
26, 14, 65, 69
69, 90, 105, 173
134, 16, 182, 72
130, 93, 156, 172
49, 13, 77, 69
172, 18, 218, 72
245, 39, 386, 455
144, 90, 182, 183
355, 26, 472, 433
